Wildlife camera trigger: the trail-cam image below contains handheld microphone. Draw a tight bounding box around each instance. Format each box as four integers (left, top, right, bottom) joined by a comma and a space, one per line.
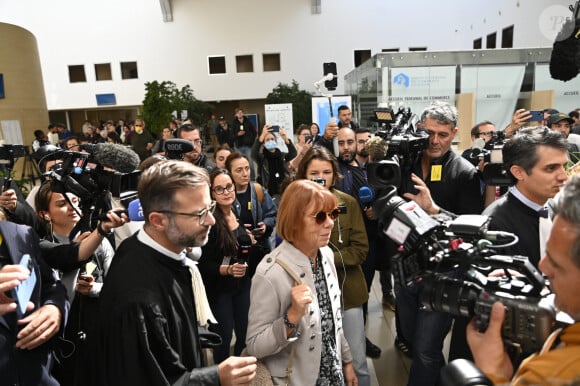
128, 198, 145, 221
358, 186, 375, 207
82, 143, 140, 173
165, 139, 194, 160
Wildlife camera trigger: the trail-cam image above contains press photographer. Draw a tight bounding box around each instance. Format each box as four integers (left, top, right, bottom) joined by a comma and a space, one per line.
467, 175, 580, 385
370, 101, 484, 386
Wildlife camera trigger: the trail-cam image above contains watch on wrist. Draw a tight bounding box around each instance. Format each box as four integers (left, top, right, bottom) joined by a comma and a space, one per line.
283, 313, 297, 329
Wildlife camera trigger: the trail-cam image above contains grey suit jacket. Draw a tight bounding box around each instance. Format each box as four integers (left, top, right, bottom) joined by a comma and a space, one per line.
246, 241, 352, 385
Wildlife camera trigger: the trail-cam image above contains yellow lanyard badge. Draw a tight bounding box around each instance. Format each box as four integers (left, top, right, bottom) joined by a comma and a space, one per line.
430, 165, 442, 182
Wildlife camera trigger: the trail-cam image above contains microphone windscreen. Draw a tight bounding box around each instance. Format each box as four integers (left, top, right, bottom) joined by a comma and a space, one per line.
93, 143, 140, 173
549, 18, 580, 81
128, 198, 144, 221
358, 186, 374, 205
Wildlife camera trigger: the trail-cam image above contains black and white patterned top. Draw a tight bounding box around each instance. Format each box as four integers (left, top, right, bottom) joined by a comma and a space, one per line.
311, 252, 344, 386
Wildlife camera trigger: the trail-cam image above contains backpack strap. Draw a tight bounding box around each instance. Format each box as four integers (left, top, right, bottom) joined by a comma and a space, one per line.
253, 182, 264, 204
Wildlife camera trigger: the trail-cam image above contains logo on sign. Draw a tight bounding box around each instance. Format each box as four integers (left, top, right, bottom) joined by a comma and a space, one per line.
393, 73, 410, 88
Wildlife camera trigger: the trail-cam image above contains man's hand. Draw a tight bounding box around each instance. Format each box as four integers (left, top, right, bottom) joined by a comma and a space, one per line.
363, 206, 375, 220
505, 109, 531, 137
0, 188, 18, 213
0, 265, 32, 315
323, 120, 339, 140
466, 302, 514, 382
343, 362, 358, 386
146, 142, 153, 151
217, 356, 257, 386
402, 173, 440, 215
16, 304, 61, 350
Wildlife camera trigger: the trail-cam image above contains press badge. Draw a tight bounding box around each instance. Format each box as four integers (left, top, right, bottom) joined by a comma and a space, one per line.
430, 165, 442, 182
248, 201, 252, 211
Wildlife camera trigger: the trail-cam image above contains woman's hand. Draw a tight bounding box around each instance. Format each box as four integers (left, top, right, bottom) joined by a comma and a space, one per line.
343, 362, 358, 386
230, 262, 248, 278
75, 274, 94, 295
279, 127, 289, 143
100, 208, 129, 232
287, 283, 313, 324
259, 125, 272, 143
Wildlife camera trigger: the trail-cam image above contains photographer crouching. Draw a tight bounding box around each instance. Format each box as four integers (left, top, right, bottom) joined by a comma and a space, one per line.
467, 174, 580, 384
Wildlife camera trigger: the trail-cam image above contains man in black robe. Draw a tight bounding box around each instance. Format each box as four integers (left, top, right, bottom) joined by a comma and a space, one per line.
95, 160, 257, 386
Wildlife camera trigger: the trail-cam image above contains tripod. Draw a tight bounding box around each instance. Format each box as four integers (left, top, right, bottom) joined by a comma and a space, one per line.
17, 146, 40, 190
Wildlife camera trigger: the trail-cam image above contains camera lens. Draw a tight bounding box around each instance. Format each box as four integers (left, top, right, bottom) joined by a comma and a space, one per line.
420, 276, 481, 317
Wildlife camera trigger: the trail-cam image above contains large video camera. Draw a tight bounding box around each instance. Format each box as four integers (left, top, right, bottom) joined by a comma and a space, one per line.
372, 106, 429, 168
368, 162, 556, 353
462, 131, 512, 186
45, 143, 139, 236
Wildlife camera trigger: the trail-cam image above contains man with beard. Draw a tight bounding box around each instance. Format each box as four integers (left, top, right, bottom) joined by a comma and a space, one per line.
95, 161, 257, 386
178, 124, 216, 172
395, 101, 484, 386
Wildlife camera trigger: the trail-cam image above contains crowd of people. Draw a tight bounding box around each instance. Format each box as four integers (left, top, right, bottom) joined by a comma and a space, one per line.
0, 102, 579, 386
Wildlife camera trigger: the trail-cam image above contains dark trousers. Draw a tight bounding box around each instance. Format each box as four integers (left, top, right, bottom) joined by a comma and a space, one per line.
395, 284, 452, 386
209, 278, 251, 363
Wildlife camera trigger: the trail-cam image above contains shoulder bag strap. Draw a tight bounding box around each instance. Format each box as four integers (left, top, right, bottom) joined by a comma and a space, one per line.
275, 258, 303, 385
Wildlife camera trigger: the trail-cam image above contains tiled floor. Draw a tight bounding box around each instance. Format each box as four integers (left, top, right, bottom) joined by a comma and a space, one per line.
366, 277, 411, 386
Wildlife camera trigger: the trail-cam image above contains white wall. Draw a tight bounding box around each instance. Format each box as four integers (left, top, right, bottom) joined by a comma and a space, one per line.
0, 0, 571, 110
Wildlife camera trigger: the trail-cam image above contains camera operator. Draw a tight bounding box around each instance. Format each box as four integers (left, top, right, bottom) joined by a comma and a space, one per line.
394, 101, 484, 386
483, 126, 569, 269
177, 124, 217, 173
467, 174, 580, 384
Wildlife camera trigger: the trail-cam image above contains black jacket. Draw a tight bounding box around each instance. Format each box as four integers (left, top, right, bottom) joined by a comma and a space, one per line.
0, 221, 68, 386
401, 150, 484, 215
231, 116, 256, 148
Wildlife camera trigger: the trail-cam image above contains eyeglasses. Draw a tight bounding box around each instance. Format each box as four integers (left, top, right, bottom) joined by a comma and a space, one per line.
309, 208, 340, 224
156, 201, 216, 225
478, 131, 494, 137
212, 183, 234, 195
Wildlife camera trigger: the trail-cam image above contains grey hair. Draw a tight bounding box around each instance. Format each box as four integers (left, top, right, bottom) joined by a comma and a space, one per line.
420, 101, 458, 128
552, 174, 580, 268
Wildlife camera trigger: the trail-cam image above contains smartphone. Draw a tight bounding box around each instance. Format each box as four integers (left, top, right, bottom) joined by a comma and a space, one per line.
528, 110, 544, 122
251, 227, 263, 234
311, 177, 326, 187
270, 125, 280, 133
78, 274, 93, 282
304, 135, 313, 143
11, 254, 37, 319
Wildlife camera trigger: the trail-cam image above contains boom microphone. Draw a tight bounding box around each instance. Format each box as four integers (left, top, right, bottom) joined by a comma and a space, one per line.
82, 143, 140, 173
549, 2, 580, 81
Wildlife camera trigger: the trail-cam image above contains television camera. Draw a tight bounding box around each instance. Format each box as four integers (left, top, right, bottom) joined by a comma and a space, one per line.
372, 106, 429, 168
41, 143, 139, 239
462, 131, 512, 186
367, 161, 556, 353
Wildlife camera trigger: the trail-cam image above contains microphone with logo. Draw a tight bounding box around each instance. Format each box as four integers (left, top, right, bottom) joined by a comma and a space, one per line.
358, 186, 375, 209
164, 139, 194, 161
128, 198, 145, 222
